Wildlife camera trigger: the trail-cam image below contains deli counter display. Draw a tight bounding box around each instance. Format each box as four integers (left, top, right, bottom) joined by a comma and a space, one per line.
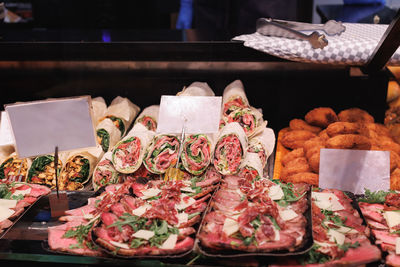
0, 15, 399, 266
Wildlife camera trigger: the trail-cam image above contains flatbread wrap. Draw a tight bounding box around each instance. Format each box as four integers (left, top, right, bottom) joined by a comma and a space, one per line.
91, 97, 107, 126
27, 153, 68, 188
96, 119, 121, 152
247, 127, 276, 167
238, 152, 264, 181
222, 80, 250, 117
92, 152, 120, 191
0, 153, 32, 182
134, 105, 159, 131
181, 134, 214, 175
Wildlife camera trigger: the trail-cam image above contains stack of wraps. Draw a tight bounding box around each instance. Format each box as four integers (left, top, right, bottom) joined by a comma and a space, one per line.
112, 123, 155, 174
247, 127, 276, 168
96, 96, 140, 152
0, 153, 31, 182
27, 152, 69, 188
134, 105, 159, 131
92, 152, 120, 191
213, 122, 247, 175
220, 80, 265, 137
238, 152, 264, 181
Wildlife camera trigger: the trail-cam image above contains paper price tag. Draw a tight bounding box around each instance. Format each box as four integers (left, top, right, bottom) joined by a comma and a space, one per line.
319, 148, 390, 194
5, 96, 97, 158
157, 95, 222, 134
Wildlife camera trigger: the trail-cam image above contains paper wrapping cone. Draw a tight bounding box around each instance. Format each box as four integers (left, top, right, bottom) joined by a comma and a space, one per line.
177, 82, 215, 97
112, 123, 155, 174
92, 151, 120, 191
222, 80, 249, 106
96, 118, 122, 152
134, 105, 160, 131
104, 96, 140, 135
239, 152, 264, 179
91, 97, 107, 126
181, 133, 215, 175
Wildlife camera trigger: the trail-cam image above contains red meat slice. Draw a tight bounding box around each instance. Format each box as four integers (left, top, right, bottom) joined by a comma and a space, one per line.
372, 229, 398, 245
213, 189, 242, 213
366, 219, 388, 230
65, 204, 96, 217
358, 202, 385, 223
110, 203, 127, 217
101, 212, 118, 226
0, 219, 13, 230
387, 253, 400, 267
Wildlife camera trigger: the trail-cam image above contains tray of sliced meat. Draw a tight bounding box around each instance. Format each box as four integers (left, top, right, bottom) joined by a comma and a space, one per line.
0, 182, 51, 239
196, 174, 313, 257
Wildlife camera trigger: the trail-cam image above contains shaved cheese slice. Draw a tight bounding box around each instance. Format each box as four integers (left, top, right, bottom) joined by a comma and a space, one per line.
328, 229, 345, 245
177, 212, 188, 226
175, 194, 196, 210
0, 199, 17, 209
312, 192, 344, 211
140, 188, 161, 199
268, 185, 284, 200
132, 230, 155, 240
181, 187, 195, 193
396, 237, 400, 255
314, 240, 335, 247
83, 213, 94, 220
273, 228, 280, 241
335, 225, 358, 234
109, 240, 130, 249
383, 211, 400, 233
280, 209, 298, 221
223, 218, 239, 236
132, 204, 151, 217
160, 234, 178, 249
12, 188, 31, 197
0, 206, 15, 222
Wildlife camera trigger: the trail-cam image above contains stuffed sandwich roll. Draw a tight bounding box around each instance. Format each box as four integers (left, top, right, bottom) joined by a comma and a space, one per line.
221, 106, 263, 137
27, 153, 67, 188
134, 105, 159, 131
143, 134, 180, 174
0, 153, 31, 182
91, 97, 107, 126
112, 124, 155, 174
96, 119, 121, 152
177, 82, 215, 97
213, 122, 247, 175
238, 152, 264, 181
222, 80, 250, 117
247, 127, 275, 167
93, 152, 120, 191
181, 134, 214, 175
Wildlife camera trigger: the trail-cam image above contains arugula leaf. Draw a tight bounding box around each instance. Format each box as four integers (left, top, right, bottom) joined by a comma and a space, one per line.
0, 158, 13, 180
63, 222, 95, 249
188, 212, 201, 220
338, 241, 360, 252
299, 244, 330, 265
130, 238, 145, 248
358, 189, 393, 204
70, 158, 90, 183
0, 184, 10, 199
267, 216, 281, 230
272, 180, 306, 207
108, 213, 147, 232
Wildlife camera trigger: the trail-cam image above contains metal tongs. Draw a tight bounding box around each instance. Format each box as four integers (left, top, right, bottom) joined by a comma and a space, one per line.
256, 18, 345, 49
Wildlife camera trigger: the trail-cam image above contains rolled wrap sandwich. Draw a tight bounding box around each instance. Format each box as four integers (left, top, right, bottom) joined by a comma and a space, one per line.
91, 97, 107, 126
177, 81, 215, 96
238, 152, 264, 181
0, 145, 14, 164
96, 119, 121, 152
0, 153, 31, 182
220, 106, 264, 137
27, 153, 68, 188
134, 105, 159, 131
247, 127, 276, 167
143, 134, 180, 174
92, 152, 120, 191
99, 96, 140, 136
181, 134, 214, 175
112, 123, 155, 174
213, 122, 247, 175
222, 80, 250, 117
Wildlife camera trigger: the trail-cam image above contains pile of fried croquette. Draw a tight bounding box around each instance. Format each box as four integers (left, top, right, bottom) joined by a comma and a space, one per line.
280, 107, 400, 190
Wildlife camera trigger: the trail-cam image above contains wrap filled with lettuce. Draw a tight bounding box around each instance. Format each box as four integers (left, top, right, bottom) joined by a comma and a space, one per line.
213, 122, 247, 175
143, 134, 180, 174
91, 97, 107, 126
238, 152, 264, 181
134, 105, 159, 131
59, 151, 98, 190
93, 152, 120, 191
181, 134, 214, 175
177, 82, 215, 97
220, 106, 263, 137
27, 153, 68, 188
0, 153, 31, 182
112, 123, 155, 174
247, 127, 275, 167
96, 119, 121, 152
222, 80, 250, 117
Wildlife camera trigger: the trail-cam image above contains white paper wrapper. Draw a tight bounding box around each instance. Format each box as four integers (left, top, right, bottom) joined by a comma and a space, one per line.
91, 97, 107, 126
214, 122, 248, 175
222, 80, 249, 106
177, 82, 215, 97
92, 151, 120, 191
112, 123, 155, 174
239, 152, 264, 179
248, 127, 276, 166
134, 105, 160, 131
104, 96, 141, 135
181, 133, 215, 175
96, 118, 122, 152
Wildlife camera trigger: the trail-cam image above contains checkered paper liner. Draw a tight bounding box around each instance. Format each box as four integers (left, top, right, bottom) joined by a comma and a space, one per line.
233, 23, 400, 66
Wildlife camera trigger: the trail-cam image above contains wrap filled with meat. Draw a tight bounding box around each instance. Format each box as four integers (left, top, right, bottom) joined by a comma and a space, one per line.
112, 123, 155, 174
0, 153, 32, 182
177, 82, 215, 96
92, 152, 120, 191
59, 151, 98, 190
143, 134, 180, 174
91, 97, 107, 126
95, 119, 121, 152
213, 122, 247, 175
220, 106, 263, 137
247, 127, 275, 167
238, 152, 264, 181
222, 80, 250, 117
181, 134, 214, 175
134, 105, 159, 131
100, 96, 140, 136
27, 153, 68, 188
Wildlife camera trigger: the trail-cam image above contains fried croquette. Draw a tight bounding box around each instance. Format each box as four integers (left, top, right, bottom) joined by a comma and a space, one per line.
378, 140, 400, 155
308, 152, 320, 173
289, 119, 321, 134
283, 172, 319, 186
391, 168, 400, 190
325, 134, 371, 150
281, 148, 304, 167
281, 157, 311, 177
391, 152, 400, 173
281, 130, 317, 150
338, 108, 374, 123
305, 107, 338, 128
303, 137, 325, 159
326, 122, 362, 137
318, 129, 330, 141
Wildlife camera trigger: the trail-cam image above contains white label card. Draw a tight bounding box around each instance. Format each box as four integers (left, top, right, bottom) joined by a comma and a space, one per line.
157, 95, 222, 134
5, 96, 97, 158
319, 148, 390, 194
